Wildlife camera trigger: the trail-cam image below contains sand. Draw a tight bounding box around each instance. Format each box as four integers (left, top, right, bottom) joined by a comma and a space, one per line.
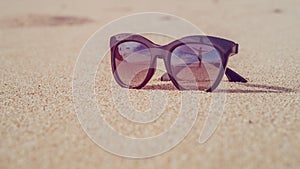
0, 0, 299, 168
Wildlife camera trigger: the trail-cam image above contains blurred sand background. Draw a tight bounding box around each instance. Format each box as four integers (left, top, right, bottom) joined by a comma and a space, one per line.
0, 0, 299, 169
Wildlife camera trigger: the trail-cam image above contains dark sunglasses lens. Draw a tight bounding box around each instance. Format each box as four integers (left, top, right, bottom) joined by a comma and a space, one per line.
170, 44, 223, 90
114, 41, 152, 87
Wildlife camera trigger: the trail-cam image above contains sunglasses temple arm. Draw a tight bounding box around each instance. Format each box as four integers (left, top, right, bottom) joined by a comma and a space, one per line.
225, 44, 247, 82
225, 67, 247, 83
160, 67, 247, 83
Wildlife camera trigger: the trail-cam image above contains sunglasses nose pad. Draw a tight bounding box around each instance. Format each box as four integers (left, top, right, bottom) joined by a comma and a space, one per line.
156, 55, 164, 59
160, 72, 171, 81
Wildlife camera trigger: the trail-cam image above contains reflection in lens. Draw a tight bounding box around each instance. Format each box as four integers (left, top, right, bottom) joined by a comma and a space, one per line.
114, 41, 152, 87
170, 44, 222, 90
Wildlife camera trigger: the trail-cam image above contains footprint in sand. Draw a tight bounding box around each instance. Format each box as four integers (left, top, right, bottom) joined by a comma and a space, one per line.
0, 14, 93, 28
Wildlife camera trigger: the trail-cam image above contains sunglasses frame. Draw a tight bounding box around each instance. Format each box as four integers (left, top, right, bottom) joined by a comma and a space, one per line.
110, 33, 246, 92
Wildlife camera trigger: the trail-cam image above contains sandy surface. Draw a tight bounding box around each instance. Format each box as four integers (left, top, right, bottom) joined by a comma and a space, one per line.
1, 0, 299, 169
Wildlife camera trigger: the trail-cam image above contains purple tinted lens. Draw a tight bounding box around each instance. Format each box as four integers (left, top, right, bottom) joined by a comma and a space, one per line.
170, 44, 222, 90
114, 41, 152, 87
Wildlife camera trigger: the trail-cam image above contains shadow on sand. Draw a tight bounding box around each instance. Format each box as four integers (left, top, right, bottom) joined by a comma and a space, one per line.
142, 82, 296, 93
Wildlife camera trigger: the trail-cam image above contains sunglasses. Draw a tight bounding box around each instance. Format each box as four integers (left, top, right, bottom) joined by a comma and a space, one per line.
110, 33, 247, 92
